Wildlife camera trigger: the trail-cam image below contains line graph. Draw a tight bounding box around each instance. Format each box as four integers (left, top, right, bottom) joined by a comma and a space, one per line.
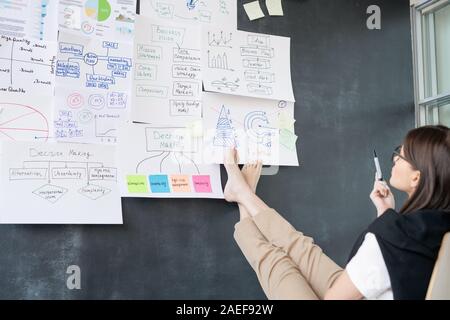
208, 31, 232, 48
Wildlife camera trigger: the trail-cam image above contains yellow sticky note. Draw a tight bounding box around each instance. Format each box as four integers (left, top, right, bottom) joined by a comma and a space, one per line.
278, 112, 296, 130
244, 1, 265, 21
266, 0, 284, 16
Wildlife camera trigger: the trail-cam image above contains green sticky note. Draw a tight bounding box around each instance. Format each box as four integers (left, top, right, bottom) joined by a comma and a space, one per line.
126, 175, 149, 193
278, 112, 296, 131
279, 129, 298, 151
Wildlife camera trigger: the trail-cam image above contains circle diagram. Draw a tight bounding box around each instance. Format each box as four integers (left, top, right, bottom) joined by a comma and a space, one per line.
81, 21, 95, 34
245, 111, 269, 137
0, 102, 49, 141
278, 100, 287, 108
84, 52, 98, 65
67, 92, 84, 109
85, 0, 111, 22
88, 94, 105, 110
78, 109, 94, 124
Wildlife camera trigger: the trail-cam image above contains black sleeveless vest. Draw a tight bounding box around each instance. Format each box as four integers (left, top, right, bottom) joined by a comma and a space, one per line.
348, 209, 450, 300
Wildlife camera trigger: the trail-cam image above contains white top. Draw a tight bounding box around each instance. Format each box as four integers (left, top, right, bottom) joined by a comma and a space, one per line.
346, 232, 393, 300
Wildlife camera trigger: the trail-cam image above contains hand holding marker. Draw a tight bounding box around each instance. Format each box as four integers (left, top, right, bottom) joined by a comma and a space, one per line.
373, 149, 383, 181
370, 149, 395, 215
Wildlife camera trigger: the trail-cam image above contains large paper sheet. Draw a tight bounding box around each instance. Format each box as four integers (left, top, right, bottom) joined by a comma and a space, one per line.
0, 93, 53, 142
58, 0, 136, 42
131, 15, 202, 125
0, 140, 123, 224
0, 0, 58, 41
0, 142, 2, 208
0, 36, 56, 96
118, 122, 224, 198
202, 27, 295, 102
140, 0, 237, 28
202, 92, 299, 166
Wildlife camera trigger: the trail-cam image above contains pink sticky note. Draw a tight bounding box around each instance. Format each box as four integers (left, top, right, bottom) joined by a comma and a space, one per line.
192, 175, 212, 193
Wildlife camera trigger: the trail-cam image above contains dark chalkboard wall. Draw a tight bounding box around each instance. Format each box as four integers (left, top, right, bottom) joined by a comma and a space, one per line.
0, 0, 414, 299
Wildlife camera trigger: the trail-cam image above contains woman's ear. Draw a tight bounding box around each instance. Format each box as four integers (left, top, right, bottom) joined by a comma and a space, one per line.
410, 170, 421, 189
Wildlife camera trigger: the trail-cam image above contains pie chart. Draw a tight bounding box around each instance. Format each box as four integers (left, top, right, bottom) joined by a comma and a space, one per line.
0, 103, 49, 141
85, 0, 111, 22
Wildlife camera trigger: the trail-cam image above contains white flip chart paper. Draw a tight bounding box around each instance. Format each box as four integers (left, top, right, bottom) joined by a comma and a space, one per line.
0, 140, 123, 224
202, 27, 295, 102
131, 15, 203, 125
117, 122, 224, 198
202, 92, 298, 166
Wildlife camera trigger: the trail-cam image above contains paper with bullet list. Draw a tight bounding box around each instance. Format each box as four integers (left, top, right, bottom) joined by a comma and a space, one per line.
131, 15, 203, 125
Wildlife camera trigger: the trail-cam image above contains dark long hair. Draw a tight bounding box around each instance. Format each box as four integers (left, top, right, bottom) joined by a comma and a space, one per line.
400, 125, 450, 213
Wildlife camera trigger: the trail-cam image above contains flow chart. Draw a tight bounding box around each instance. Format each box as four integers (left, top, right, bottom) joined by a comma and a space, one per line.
118, 123, 224, 198
202, 27, 295, 102
56, 36, 132, 90
9, 160, 117, 203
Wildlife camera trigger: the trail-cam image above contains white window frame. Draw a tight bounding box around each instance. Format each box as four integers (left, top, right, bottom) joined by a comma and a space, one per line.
411, 0, 450, 126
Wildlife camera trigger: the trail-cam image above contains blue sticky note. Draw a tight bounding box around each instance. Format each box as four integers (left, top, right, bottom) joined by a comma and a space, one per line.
149, 175, 170, 193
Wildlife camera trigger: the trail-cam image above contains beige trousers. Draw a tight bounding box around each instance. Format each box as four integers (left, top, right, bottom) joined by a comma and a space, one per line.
234, 208, 344, 300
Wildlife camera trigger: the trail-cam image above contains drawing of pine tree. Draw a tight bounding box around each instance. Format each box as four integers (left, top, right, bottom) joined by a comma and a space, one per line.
213, 105, 237, 147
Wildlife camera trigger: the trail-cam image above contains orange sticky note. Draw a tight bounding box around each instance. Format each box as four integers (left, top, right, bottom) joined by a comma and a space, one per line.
170, 175, 191, 192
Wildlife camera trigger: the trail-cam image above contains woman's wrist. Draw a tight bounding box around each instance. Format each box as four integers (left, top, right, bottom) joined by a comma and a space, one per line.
377, 205, 393, 217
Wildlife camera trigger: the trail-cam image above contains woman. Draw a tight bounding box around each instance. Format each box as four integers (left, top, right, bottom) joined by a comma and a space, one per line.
223, 125, 450, 300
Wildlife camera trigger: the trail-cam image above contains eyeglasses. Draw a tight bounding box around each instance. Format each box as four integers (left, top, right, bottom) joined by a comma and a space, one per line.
391, 145, 411, 166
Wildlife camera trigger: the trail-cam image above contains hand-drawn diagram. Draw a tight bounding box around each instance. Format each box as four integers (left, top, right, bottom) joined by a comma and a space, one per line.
244, 110, 277, 148
202, 28, 295, 101
0, 94, 52, 142
9, 160, 117, 203
204, 29, 239, 94
210, 77, 240, 92
56, 36, 132, 90
241, 35, 275, 96
186, 0, 198, 11
208, 31, 233, 48
132, 15, 202, 125
213, 105, 237, 147
202, 92, 299, 166
135, 126, 201, 174
54, 87, 129, 144
0, 102, 50, 142
118, 123, 224, 198
0, 36, 56, 96
58, 0, 136, 41
208, 51, 234, 71
140, 0, 236, 27
0, 141, 123, 224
